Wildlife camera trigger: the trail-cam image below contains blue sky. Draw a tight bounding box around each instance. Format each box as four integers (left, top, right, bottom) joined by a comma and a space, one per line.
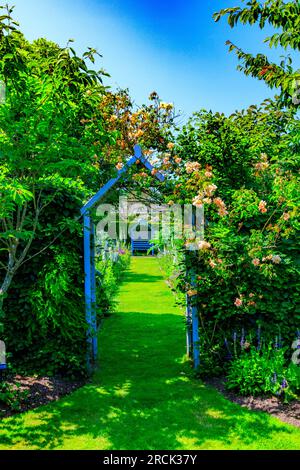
8, 0, 297, 120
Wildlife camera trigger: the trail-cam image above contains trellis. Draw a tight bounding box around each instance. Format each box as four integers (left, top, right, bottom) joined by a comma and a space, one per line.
81, 144, 200, 370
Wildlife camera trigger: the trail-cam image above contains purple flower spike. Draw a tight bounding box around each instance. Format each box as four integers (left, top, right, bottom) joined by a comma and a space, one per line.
281, 379, 288, 389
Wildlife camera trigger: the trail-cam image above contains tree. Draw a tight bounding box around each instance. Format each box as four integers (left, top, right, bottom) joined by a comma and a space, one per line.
0, 5, 114, 316
214, 0, 300, 108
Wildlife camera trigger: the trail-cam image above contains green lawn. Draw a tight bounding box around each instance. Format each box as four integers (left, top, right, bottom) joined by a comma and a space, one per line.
1, 256, 300, 450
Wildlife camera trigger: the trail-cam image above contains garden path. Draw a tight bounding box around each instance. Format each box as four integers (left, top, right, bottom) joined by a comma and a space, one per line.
1, 257, 300, 449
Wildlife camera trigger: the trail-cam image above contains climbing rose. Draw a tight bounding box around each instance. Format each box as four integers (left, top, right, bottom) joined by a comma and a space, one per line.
272, 255, 281, 264
213, 197, 228, 216
218, 207, 228, 217
167, 142, 175, 150
185, 161, 201, 174
192, 195, 203, 208
252, 258, 260, 266
116, 163, 124, 171
187, 289, 198, 297
234, 298, 243, 307
213, 197, 223, 207
255, 153, 269, 171
258, 200, 267, 213
283, 212, 290, 221
198, 240, 211, 250
262, 254, 273, 262
255, 161, 269, 171
205, 184, 217, 197
175, 157, 182, 164
209, 259, 217, 268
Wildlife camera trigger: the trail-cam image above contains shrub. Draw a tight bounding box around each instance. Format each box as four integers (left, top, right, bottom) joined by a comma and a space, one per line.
226, 343, 300, 401
96, 247, 131, 319
0, 381, 28, 413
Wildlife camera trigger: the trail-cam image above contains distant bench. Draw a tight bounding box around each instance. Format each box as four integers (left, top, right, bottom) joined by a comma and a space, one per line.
131, 239, 154, 256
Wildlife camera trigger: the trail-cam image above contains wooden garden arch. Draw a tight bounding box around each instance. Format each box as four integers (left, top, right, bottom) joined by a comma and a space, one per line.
81, 144, 200, 370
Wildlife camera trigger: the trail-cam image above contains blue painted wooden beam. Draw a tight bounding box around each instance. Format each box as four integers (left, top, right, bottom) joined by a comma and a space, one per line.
90, 219, 97, 362
83, 213, 93, 371
81, 144, 165, 216
192, 304, 200, 369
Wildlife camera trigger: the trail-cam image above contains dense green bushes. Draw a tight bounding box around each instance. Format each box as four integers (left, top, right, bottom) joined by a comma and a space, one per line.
0, 6, 173, 380
156, 102, 299, 399
226, 344, 300, 401
96, 246, 131, 320
1, 189, 87, 377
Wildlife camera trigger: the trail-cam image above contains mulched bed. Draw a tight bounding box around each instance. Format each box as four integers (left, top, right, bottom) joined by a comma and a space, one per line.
0, 375, 85, 419
206, 377, 300, 428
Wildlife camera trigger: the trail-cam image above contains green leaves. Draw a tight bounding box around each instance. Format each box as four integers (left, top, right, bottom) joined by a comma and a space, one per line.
214, 0, 300, 108
226, 343, 299, 401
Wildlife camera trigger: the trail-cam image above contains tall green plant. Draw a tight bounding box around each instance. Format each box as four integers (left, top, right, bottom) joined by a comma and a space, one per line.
214, 0, 300, 108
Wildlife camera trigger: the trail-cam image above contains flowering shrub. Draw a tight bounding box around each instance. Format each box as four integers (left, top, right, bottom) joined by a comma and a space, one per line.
226, 343, 300, 402
96, 246, 131, 319
156, 103, 300, 395
0, 381, 28, 413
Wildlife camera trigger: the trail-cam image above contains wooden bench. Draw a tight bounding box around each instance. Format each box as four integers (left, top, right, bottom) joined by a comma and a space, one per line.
131, 239, 154, 256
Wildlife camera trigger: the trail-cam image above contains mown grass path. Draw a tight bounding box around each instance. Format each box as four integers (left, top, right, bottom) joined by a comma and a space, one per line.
1, 257, 300, 450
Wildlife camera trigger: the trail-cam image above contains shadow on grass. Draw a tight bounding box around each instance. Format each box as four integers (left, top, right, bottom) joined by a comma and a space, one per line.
0, 312, 297, 450
1, 259, 299, 450
122, 272, 163, 284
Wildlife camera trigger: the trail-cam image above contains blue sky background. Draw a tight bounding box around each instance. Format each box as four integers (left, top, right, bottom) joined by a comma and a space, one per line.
7, 0, 298, 120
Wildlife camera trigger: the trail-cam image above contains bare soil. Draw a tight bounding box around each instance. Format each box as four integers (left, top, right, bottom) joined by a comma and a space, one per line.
0, 374, 84, 418
206, 377, 300, 428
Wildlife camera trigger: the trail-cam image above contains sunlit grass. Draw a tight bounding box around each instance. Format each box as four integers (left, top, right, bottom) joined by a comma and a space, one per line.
0, 257, 300, 450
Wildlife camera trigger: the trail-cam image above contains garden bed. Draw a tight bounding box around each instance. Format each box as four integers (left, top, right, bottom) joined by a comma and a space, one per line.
207, 377, 300, 428
0, 375, 85, 418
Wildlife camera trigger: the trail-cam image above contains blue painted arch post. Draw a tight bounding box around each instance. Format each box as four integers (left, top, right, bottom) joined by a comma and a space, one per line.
186, 274, 200, 370
185, 210, 200, 370
83, 213, 97, 370
81, 144, 165, 371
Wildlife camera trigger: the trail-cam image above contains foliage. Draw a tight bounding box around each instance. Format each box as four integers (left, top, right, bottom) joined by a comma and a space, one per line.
1, 257, 300, 450
2, 188, 86, 377
226, 343, 300, 401
214, 0, 300, 108
100, 89, 176, 161
0, 380, 28, 412
156, 101, 300, 393
96, 247, 131, 319
0, 4, 115, 319
0, 6, 173, 377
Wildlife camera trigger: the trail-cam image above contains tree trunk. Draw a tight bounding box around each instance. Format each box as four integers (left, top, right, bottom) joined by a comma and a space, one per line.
0, 269, 14, 322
